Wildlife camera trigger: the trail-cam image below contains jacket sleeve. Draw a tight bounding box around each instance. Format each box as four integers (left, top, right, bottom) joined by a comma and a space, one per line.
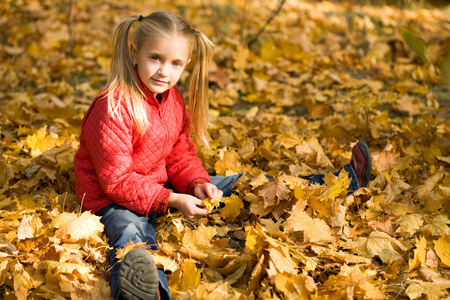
165, 94, 211, 194
83, 98, 170, 216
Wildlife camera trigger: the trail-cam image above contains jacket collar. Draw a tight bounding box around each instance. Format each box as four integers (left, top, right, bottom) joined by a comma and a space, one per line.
133, 66, 170, 106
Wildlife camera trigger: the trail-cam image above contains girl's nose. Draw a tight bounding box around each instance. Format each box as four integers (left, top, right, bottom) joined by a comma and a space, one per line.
158, 64, 169, 76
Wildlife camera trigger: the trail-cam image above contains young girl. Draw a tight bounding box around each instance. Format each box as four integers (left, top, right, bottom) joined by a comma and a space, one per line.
74, 11, 372, 300
74, 12, 236, 300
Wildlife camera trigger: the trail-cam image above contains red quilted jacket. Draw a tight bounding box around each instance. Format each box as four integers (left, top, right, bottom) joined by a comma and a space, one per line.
74, 82, 211, 216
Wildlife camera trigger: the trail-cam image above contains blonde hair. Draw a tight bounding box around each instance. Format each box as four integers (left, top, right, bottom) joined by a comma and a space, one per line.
106, 12, 215, 146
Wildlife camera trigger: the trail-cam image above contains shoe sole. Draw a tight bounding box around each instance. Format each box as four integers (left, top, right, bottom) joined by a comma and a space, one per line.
357, 141, 372, 187
118, 249, 159, 300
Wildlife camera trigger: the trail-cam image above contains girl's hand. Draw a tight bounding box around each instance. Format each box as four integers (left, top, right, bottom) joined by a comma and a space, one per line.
168, 193, 208, 218
194, 183, 223, 202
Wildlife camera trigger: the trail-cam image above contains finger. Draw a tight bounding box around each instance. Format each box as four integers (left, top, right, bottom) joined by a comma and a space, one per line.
209, 187, 223, 201
194, 185, 207, 200
197, 189, 207, 200
193, 206, 208, 217
193, 198, 206, 208
209, 191, 219, 202
204, 184, 217, 199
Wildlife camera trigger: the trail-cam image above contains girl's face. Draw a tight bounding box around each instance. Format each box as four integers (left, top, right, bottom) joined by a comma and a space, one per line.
131, 34, 190, 96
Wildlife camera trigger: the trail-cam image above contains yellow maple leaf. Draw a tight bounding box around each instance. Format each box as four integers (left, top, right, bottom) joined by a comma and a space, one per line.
232, 45, 249, 74
13, 263, 34, 300
355, 231, 407, 263
149, 250, 180, 273
0, 197, 12, 210
260, 218, 280, 233
322, 170, 351, 200
202, 197, 220, 214
244, 225, 263, 253
421, 214, 450, 236
17, 215, 34, 240
268, 246, 298, 275
220, 194, 243, 222
115, 240, 147, 262
258, 144, 281, 161
170, 261, 200, 292
394, 214, 424, 236
0, 153, 10, 189
248, 253, 265, 292
434, 235, 450, 268
39, 260, 91, 277
415, 167, 445, 200
295, 137, 333, 168
26, 127, 59, 157
405, 280, 448, 299
214, 148, 243, 176
50, 211, 104, 243
249, 173, 270, 188
260, 40, 278, 64
320, 248, 371, 265
373, 150, 400, 173
406, 236, 427, 272
274, 272, 311, 300
276, 132, 304, 149
180, 225, 234, 268
320, 264, 386, 299
284, 209, 333, 243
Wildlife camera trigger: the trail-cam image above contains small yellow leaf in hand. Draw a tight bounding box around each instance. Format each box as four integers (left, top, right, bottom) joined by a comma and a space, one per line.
202, 197, 220, 213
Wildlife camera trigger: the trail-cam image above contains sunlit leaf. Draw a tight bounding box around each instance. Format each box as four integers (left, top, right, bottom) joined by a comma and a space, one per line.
434, 235, 450, 268
50, 211, 104, 243
405, 280, 447, 299
220, 194, 244, 222
355, 231, 407, 263
284, 208, 333, 243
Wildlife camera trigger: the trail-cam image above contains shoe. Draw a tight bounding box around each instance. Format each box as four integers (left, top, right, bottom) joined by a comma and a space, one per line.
350, 141, 372, 188
118, 249, 160, 300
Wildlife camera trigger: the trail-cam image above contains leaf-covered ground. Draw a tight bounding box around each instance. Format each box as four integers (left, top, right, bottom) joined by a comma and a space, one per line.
1, 0, 450, 299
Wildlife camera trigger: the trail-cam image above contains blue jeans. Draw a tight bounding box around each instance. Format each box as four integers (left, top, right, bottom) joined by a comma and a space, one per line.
307, 164, 360, 190
96, 167, 357, 300
95, 173, 243, 300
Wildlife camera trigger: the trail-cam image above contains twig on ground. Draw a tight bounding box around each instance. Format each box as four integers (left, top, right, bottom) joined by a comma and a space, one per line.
67, 0, 75, 57
247, 0, 286, 47
405, 116, 449, 146
240, 0, 249, 44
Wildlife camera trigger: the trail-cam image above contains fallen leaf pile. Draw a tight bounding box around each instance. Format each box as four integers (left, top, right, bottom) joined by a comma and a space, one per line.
1, 0, 450, 299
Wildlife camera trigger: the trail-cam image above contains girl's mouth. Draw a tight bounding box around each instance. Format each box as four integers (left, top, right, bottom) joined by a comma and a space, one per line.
152, 78, 167, 85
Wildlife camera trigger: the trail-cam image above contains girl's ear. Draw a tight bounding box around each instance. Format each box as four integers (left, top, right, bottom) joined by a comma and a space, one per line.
130, 42, 137, 64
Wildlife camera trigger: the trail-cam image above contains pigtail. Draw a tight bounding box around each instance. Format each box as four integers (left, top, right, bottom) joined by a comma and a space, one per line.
189, 30, 215, 148
106, 15, 148, 136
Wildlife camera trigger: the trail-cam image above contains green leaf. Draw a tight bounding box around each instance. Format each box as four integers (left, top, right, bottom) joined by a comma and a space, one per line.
439, 43, 450, 86
399, 27, 428, 63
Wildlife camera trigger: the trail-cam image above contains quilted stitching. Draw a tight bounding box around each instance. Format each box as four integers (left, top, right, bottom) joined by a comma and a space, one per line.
74, 86, 211, 216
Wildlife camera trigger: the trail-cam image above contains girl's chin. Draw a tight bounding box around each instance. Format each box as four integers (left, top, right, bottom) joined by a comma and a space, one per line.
146, 84, 170, 95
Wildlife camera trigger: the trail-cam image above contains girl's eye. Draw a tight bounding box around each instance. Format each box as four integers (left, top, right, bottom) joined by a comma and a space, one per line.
173, 61, 182, 67
151, 56, 160, 61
